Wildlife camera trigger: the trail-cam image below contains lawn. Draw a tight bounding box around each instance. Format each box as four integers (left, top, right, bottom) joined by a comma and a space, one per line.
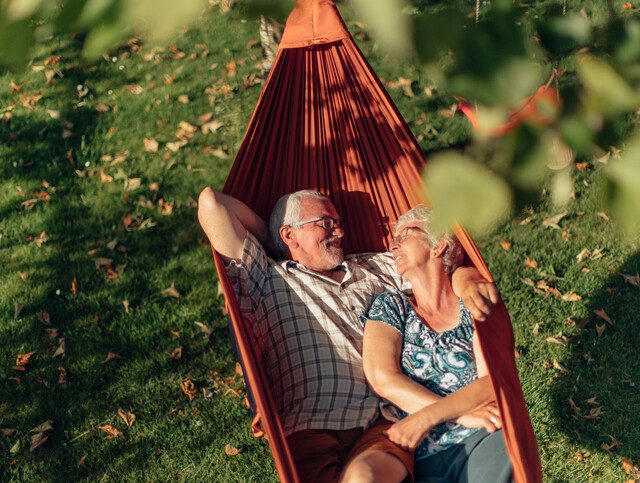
1, 1, 639, 481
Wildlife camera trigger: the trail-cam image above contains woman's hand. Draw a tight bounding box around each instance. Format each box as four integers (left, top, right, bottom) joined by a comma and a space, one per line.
456, 403, 502, 433
384, 411, 433, 450
460, 281, 500, 322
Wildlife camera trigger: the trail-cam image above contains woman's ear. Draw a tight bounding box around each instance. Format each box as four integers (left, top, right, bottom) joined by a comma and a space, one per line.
431, 239, 448, 259
280, 226, 299, 250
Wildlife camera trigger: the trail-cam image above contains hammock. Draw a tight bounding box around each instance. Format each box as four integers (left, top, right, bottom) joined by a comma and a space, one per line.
210, 1, 542, 481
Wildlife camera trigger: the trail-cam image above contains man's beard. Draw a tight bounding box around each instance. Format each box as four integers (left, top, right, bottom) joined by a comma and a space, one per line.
323, 236, 344, 266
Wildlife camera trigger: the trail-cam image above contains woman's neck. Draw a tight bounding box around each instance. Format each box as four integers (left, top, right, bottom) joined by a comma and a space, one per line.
406, 264, 458, 325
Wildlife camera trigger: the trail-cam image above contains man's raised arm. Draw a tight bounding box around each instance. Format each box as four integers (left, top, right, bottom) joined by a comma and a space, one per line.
197, 187, 271, 262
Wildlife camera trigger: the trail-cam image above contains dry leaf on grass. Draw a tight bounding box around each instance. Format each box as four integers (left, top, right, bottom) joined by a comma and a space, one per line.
180, 379, 197, 401
552, 358, 567, 372
14, 301, 23, 320
621, 273, 640, 288
201, 120, 223, 134
596, 324, 606, 337
542, 212, 567, 229
576, 248, 591, 263
235, 362, 244, 378
31, 421, 53, 433
1, 428, 16, 437
30, 432, 49, 452
104, 352, 123, 362
225, 443, 241, 456
53, 338, 66, 358
524, 258, 538, 269
584, 406, 604, 419
546, 335, 569, 346
594, 309, 613, 325
143, 138, 159, 152
194, 321, 213, 337
161, 282, 181, 298
98, 425, 122, 440
568, 397, 580, 413
13, 351, 36, 371
499, 240, 511, 251
117, 408, 136, 428
37, 310, 51, 325
561, 291, 582, 302
77, 454, 88, 467
170, 347, 182, 360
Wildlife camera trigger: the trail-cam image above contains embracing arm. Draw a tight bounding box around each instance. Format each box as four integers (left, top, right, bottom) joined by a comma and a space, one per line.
363, 320, 442, 413
197, 187, 272, 261
451, 266, 500, 322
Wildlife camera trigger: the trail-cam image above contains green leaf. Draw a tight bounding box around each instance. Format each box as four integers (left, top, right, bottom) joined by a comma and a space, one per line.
4, 0, 42, 21
121, 0, 208, 43
350, 0, 413, 58
83, 21, 128, 58
0, 18, 34, 71
423, 152, 512, 237
538, 13, 591, 56
603, 134, 640, 239
577, 56, 638, 116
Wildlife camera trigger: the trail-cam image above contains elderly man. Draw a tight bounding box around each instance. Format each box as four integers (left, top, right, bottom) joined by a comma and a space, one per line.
198, 187, 499, 483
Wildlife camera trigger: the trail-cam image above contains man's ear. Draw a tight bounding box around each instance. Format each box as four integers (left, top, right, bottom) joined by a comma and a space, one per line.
280, 225, 299, 251
431, 239, 448, 259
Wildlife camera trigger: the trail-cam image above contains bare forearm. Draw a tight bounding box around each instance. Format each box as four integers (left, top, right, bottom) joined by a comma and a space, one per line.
217, 192, 269, 245
415, 376, 494, 426
373, 374, 442, 414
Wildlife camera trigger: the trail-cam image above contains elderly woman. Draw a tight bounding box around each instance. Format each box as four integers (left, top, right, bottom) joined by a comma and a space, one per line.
341, 205, 512, 483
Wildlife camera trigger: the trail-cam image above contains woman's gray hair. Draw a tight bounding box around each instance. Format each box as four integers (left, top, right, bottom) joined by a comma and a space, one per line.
395, 205, 465, 275
269, 190, 329, 258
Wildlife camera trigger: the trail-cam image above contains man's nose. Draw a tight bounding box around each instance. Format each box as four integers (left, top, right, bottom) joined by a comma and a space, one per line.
389, 239, 399, 251
332, 225, 345, 237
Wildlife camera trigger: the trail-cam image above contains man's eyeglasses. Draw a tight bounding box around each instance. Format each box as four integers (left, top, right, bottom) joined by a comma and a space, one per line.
291, 216, 344, 230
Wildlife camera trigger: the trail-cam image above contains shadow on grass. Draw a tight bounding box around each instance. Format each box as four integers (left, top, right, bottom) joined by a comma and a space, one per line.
551, 251, 640, 466
0, 39, 244, 479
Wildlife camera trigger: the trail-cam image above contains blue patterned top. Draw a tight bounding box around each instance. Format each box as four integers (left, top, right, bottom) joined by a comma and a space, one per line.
362, 290, 480, 460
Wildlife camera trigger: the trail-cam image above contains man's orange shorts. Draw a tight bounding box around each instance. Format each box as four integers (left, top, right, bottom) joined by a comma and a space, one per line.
287, 418, 414, 482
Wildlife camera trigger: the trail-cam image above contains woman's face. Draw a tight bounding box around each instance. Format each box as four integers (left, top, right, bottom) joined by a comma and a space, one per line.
389, 223, 432, 277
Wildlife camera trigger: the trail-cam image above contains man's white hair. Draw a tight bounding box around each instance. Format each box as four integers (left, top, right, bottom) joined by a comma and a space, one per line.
395, 205, 464, 275
270, 190, 329, 258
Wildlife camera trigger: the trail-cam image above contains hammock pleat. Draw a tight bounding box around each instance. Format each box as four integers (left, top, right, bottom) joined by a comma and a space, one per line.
213, 1, 542, 481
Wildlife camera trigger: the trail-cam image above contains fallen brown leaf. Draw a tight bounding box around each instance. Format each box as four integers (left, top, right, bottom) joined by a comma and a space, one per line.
53, 338, 66, 358
576, 248, 591, 263
161, 282, 181, 298
585, 396, 598, 405
35, 231, 47, 247
575, 162, 590, 171
31, 421, 53, 433
21, 93, 42, 110
546, 335, 569, 346
542, 212, 567, 229
98, 425, 122, 440
122, 300, 130, 313
104, 352, 123, 362
14, 300, 23, 320
30, 432, 49, 452
1, 428, 16, 437
552, 358, 567, 372
499, 240, 511, 251
37, 310, 51, 325
177, 95, 190, 104
180, 379, 197, 401
596, 323, 606, 337
235, 362, 244, 378
71, 276, 78, 295
568, 397, 580, 413
562, 291, 582, 302
58, 367, 67, 384
621, 273, 640, 288
170, 347, 182, 360
225, 443, 241, 456
143, 138, 159, 152
44, 328, 59, 339
622, 2, 634, 10
584, 406, 604, 419
594, 308, 613, 325
117, 408, 136, 428
524, 258, 538, 269
201, 120, 223, 134
77, 454, 88, 467
13, 351, 36, 371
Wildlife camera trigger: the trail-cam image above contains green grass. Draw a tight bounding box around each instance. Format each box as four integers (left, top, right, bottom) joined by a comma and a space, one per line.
1, 2, 639, 481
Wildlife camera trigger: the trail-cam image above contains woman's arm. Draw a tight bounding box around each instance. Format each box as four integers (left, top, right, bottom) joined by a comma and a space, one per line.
363, 320, 442, 413
385, 332, 500, 450
197, 187, 272, 261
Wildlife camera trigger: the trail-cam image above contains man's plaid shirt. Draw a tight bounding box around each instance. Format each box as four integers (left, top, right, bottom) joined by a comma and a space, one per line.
226, 232, 406, 436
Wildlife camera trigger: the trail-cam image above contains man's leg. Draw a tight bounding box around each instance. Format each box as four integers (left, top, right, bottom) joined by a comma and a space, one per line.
458, 429, 512, 483
340, 420, 413, 483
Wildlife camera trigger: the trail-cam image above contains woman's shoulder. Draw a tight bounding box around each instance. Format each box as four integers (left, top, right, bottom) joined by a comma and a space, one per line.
371, 290, 411, 309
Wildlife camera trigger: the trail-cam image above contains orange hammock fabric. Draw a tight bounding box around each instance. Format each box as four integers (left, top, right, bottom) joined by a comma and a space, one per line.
211, 1, 542, 481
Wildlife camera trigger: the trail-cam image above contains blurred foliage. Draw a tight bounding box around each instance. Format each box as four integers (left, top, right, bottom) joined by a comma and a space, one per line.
0, 0, 639, 239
